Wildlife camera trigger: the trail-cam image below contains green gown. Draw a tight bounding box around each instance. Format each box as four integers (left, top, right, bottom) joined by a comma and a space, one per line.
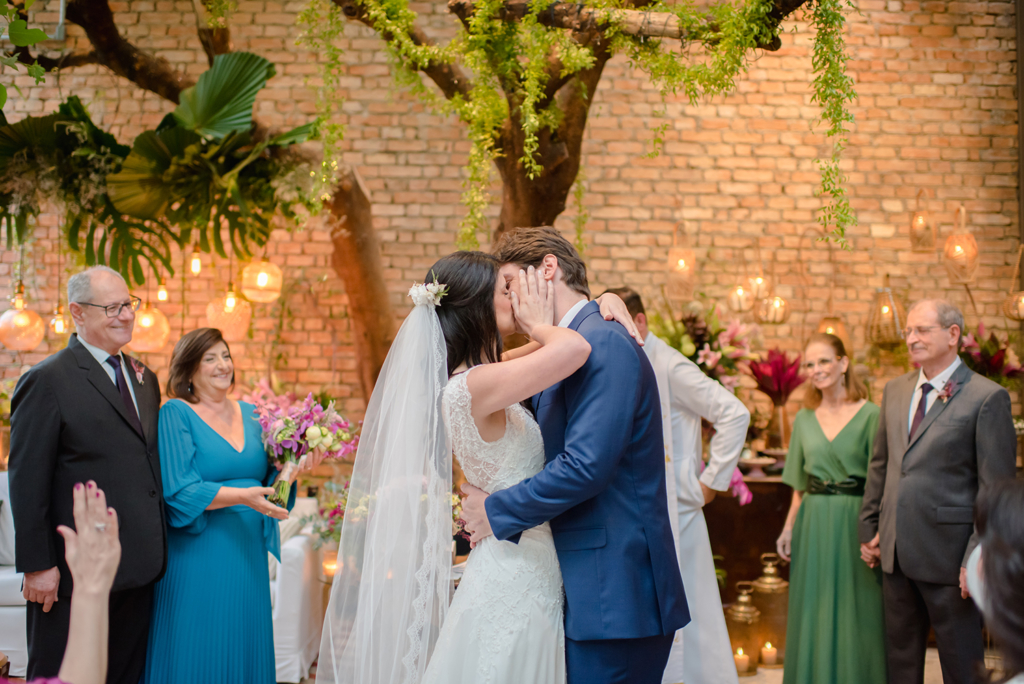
781, 403, 887, 684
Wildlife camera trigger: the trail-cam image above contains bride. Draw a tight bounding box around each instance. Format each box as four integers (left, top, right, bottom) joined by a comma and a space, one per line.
317, 250, 636, 684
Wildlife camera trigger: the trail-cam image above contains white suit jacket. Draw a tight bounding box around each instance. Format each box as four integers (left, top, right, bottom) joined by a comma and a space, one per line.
645, 333, 750, 684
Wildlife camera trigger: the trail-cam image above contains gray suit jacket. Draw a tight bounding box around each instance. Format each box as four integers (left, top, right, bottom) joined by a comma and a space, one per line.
859, 362, 1016, 585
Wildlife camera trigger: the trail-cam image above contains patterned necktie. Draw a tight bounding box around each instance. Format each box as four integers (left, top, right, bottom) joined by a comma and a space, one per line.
106, 355, 143, 435
909, 382, 933, 440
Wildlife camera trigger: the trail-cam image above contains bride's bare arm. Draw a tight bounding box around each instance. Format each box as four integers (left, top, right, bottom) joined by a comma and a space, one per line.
468, 268, 590, 418
499, 293, 638, 363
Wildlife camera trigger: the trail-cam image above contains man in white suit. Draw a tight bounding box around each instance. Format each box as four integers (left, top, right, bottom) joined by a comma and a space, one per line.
604, 289, 750, 684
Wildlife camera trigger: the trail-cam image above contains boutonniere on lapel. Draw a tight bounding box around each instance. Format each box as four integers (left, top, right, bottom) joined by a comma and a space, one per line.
128, 357, 146, 385
936, 378, 959, 404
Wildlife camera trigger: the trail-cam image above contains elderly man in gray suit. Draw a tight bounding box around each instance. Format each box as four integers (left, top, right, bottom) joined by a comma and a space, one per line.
859, 298, 1016, 684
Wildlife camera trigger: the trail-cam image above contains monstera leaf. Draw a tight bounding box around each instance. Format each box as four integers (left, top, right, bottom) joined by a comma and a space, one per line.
106, 127, 202, 219
172, 52, 276, 139
0, 111, 61, 172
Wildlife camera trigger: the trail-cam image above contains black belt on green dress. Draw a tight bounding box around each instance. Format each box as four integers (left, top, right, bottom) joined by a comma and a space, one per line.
806, 475, 866, 496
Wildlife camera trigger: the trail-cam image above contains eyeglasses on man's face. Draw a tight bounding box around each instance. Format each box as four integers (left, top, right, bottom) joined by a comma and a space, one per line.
901, 325, 950, 339
77, 296, 142, 318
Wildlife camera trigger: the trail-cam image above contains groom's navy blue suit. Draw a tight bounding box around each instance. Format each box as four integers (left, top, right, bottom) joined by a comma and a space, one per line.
486, 301, 690, 684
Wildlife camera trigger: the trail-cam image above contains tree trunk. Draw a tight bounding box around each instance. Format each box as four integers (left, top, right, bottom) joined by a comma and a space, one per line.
327, 169, 396, 401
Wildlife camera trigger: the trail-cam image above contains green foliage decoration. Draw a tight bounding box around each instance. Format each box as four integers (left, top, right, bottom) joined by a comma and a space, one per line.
0, 0, 50, 116
0, 53, 322, 285
296, 0, 857, 246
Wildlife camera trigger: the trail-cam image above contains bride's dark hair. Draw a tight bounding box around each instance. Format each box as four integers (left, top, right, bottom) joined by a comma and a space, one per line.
427, 251, 502, 378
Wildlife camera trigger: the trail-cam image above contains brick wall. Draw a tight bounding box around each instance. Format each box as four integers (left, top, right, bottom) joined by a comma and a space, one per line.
0, 0, 1020, 420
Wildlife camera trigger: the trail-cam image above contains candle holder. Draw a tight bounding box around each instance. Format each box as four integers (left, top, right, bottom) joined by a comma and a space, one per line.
752, 552, 789, 668
909, 190, 936, 252
942, 206, 979, 284
1002, 245, 1024, 322
726, 581, 761, 677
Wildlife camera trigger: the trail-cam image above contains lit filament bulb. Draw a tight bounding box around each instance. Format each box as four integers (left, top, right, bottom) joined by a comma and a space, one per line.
12, 293, 24, 310
773, 298, 781, 308
881, 305, 890, 315
190, 249, 202, 275
140, 312, 154, 328
677, 259, 686, 270
224, 291, 237, 312
257, 271, 269, 288
915, 215, 925, 227
157, 282, 168, 302
953, 244, 963, 255
825, 326, 835, 334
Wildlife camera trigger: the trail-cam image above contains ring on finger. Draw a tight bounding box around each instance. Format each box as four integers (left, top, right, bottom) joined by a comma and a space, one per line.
94, 522, 107, 532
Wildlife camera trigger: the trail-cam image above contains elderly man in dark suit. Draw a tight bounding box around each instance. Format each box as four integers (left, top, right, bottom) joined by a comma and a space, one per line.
859, 298, 1016, 684
9, 265, 165, 684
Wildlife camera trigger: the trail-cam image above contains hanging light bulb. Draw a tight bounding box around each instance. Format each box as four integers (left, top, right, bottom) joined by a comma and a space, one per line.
241, 259, 283, 303
206, 283, 252, 342
0, 281, 45, 351
190, 246, 203, 276
128, 302, 171, 353
49, 303, 70, 337
748, 275, 771, 300
157, 280, 169, 302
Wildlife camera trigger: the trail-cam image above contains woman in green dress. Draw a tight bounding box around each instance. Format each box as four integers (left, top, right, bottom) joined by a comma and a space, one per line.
775, 333, 887, 684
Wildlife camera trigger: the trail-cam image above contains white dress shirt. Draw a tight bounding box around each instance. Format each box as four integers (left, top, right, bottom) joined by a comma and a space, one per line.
907, 355, 961, 434
557, 298, 589, 329
77, 335, 140, 413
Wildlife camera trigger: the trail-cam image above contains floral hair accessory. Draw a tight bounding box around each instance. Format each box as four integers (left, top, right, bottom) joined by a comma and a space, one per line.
408, 272, 448, 308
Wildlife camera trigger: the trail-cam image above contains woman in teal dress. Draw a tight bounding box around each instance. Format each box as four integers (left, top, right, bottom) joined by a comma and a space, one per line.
143, 328, 296, 684
775, 333, 886, 684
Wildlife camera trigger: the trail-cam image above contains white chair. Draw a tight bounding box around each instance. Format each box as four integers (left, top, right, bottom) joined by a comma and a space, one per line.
271, 497, 323, 683
0, 470, 27, 678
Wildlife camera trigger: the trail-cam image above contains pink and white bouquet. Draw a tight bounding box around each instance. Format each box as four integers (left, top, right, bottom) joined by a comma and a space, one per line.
255, 392, 359, 507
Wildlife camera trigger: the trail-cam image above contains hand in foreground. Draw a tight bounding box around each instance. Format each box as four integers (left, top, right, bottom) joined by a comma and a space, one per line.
776, 528, 792, 562
460, 483, 493, 547
700, 482, 717, 506
56, 481, 121, 598
510, 266, 554, 337
959, 566, 970, 599
243, 486, 290, 520
860, 533, 881, 568
23, 565, 60, 613
595, 293, 644, 345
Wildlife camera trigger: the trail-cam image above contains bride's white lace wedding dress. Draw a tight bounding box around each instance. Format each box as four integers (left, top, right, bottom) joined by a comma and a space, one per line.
422, 369, 566, 684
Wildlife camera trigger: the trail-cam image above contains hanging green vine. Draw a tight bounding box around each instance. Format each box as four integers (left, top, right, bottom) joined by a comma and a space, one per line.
809, 0, 857, 246
298, 0, 857, 247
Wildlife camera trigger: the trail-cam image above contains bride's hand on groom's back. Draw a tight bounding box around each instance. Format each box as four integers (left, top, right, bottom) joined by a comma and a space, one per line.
595, 292, 643, 345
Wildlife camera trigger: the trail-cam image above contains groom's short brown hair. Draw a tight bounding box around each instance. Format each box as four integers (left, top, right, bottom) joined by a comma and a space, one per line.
494, 226, 590, 298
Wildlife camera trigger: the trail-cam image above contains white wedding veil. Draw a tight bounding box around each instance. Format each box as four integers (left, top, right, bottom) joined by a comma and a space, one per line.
318, 284, 452, 684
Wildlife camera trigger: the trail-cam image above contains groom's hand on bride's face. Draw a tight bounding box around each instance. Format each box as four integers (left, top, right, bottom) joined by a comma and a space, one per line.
460, 483, 493, 547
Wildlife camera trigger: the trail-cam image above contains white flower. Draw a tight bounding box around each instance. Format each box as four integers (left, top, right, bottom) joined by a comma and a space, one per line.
408, 281, 447, 307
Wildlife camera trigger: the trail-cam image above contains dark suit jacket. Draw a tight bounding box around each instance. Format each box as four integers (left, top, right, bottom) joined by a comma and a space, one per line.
859, 361, 1016, 585
9, 334, 166, 596
486, 301, 690, 641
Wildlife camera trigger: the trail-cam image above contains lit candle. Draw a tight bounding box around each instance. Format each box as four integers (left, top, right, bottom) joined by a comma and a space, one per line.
322, 550, 338, 578
761, 642, 777, 666
734, 648, 750, 673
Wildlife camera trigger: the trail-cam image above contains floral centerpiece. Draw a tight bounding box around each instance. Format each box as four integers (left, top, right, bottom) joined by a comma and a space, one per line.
253, 391, 359, 507
649, 302, 761, 393
745, 349, 805, 449
960, 323, 1022, 390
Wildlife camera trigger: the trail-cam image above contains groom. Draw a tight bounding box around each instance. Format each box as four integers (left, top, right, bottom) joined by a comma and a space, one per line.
462, 227, 690, 684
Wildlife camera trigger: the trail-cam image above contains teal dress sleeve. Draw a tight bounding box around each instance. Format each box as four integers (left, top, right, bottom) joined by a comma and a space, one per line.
782, 409, 809, 492
158, 400, 222, 533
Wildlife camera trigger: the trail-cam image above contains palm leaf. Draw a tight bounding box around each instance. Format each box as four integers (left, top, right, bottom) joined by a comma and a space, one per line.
172, 52, 276, 139
267, 122, 316, 147
0, 112, 61, 172
106, 127, 202, 219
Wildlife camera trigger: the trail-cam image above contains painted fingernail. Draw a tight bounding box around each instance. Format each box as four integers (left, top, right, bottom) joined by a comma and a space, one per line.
108, 509, 114, 516
74, 483, 83, 491
96, 490, 101, 498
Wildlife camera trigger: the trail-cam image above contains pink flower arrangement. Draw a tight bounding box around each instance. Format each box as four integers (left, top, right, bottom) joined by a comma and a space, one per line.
745, 348, 805, 407
254, 391, 359, 506
728, 468, 753, 506
960, 323, 1022, 390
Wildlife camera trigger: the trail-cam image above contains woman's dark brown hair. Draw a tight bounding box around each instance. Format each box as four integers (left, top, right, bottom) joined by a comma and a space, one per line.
167, 328, 234, 403
802, 332, 868, 409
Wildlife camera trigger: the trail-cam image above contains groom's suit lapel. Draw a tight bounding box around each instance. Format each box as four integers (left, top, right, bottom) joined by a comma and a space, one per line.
533, 301, 599, 411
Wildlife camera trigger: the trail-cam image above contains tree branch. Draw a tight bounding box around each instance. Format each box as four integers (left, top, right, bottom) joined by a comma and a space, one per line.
447, 0, 809, 51
331, 0, 473, 101
65, 0, 195, 103
191, 0, 232, 66
10, 46, 99, 70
